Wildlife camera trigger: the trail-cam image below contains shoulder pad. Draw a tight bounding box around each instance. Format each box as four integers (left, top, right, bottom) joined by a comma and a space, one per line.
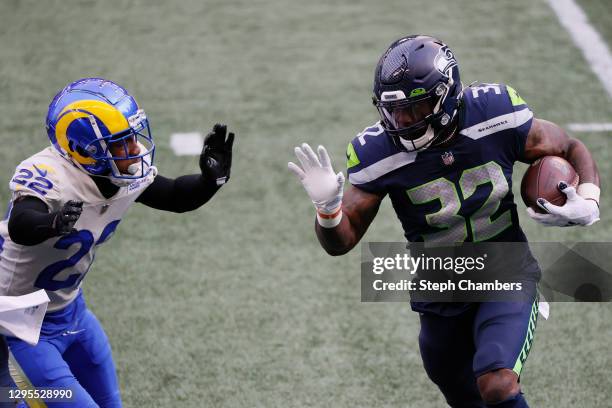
9, 151, 62, 208
347, 122, 391, 170
460, 83, 533, 140
464, 83, 528, 109
347, 122, 417, 187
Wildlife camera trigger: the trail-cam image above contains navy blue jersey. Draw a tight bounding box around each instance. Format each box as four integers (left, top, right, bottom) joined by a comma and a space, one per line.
348, 84, 539, 316
347, 83, 533, 244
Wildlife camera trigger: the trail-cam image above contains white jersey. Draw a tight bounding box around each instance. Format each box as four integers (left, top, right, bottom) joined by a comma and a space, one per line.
0, 147, 155, 312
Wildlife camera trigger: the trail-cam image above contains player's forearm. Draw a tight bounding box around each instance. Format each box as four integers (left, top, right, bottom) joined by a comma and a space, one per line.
172, 174, 222, 211
314, 212, 359, 256
137, 174, 221, 213
565, 138, 600, 187
8, 197, 57, 246
313, 185, 383, 255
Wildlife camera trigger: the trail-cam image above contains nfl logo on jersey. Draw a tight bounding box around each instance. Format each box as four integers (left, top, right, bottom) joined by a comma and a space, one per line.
441, 151, 455, 166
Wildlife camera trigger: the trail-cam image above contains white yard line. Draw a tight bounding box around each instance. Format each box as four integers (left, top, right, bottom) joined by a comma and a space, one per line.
567, 123, 612, 132
546, 0, 612, 99
169, 132, 203, 156
168, 2, 612, 146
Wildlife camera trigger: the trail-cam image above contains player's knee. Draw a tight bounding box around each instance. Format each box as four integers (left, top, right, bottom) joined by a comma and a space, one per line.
477, 369, 520, 404
418, 341, 448, 384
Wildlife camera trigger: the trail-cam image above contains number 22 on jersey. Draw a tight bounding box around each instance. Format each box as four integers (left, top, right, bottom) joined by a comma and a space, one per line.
34, 220, 120, 291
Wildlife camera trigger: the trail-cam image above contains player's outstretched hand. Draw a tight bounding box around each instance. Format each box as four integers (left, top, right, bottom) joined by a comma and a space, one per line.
200, 123, 235, 186
526, 181, 600, 227
288, 143, 344, 215
53, 200, 83, 235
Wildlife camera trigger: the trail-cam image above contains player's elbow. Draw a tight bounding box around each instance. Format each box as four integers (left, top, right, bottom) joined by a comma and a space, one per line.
318, 237, 356, 256
168, 202, 206, 213
171, 207, 191, 214
565, 137, 585, 157
7, 221, 22, 244
8, 219, 40, 246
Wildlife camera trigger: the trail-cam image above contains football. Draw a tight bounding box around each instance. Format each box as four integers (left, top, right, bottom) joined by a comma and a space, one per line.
521, 156, 579, 213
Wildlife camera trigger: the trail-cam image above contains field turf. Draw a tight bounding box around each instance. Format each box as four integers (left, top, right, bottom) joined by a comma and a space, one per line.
0, 1, 610, 406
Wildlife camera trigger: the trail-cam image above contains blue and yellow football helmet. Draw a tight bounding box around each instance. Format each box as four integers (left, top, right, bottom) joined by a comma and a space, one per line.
46, 78, 155, 184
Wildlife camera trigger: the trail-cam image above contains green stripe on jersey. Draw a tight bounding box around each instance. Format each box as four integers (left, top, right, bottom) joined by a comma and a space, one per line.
346, 142, 360, 169
507, 85, 527, 106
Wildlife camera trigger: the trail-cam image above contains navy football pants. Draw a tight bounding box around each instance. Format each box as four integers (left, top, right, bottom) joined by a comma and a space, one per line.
418, 301, 538, 407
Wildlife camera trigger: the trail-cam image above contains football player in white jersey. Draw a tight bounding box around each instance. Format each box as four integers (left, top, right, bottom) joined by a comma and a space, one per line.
0, 78, 234, 407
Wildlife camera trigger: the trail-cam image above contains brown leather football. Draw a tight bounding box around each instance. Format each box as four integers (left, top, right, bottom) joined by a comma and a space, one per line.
520, 156, 579, 214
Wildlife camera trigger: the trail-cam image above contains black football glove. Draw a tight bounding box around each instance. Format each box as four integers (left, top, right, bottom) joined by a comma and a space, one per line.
53, 200, 83, 235
199, 123, 235, 186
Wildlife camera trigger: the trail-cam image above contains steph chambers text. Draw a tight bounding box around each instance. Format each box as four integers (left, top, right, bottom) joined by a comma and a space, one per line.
372, 279, 523, 292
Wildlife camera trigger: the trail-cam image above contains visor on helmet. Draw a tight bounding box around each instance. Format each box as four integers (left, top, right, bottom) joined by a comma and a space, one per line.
376, 97, 435, 141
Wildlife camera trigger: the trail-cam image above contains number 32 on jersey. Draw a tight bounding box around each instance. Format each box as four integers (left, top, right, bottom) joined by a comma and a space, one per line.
407, 161, 512, 243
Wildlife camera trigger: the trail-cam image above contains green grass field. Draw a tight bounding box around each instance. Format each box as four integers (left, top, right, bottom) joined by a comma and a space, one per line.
0, 0, 611, 406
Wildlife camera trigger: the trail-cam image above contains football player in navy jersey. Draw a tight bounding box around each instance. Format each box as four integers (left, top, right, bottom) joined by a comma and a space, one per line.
289, 35, 600, 407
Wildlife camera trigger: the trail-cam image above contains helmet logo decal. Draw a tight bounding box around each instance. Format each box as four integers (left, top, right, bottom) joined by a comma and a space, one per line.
54, 99, 131, 166
58, 100, 129, 134
409, 88, 426, 97
54, 110, 97, 164
434, 46, 457, 76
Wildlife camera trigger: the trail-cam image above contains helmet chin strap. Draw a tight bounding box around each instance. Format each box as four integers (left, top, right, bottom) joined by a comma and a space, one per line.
399, 125, 435, 151
109, 165, 139, 187
109, 177, 133, 187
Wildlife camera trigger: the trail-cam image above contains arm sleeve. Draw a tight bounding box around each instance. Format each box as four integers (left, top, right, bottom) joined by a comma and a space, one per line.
136, 174, 222, 213
8, 196, 57, 246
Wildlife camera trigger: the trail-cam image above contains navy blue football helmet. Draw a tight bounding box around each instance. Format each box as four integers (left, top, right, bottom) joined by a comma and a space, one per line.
373, 35, 462, 151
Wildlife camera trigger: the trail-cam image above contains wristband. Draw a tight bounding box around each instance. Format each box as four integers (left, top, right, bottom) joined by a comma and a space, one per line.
577, 183, 600, 205
316, 206, 342, 228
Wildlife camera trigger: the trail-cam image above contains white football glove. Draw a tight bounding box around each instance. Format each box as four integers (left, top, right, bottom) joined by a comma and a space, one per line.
526, 181, 600, 227
288, 143, 344, 227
